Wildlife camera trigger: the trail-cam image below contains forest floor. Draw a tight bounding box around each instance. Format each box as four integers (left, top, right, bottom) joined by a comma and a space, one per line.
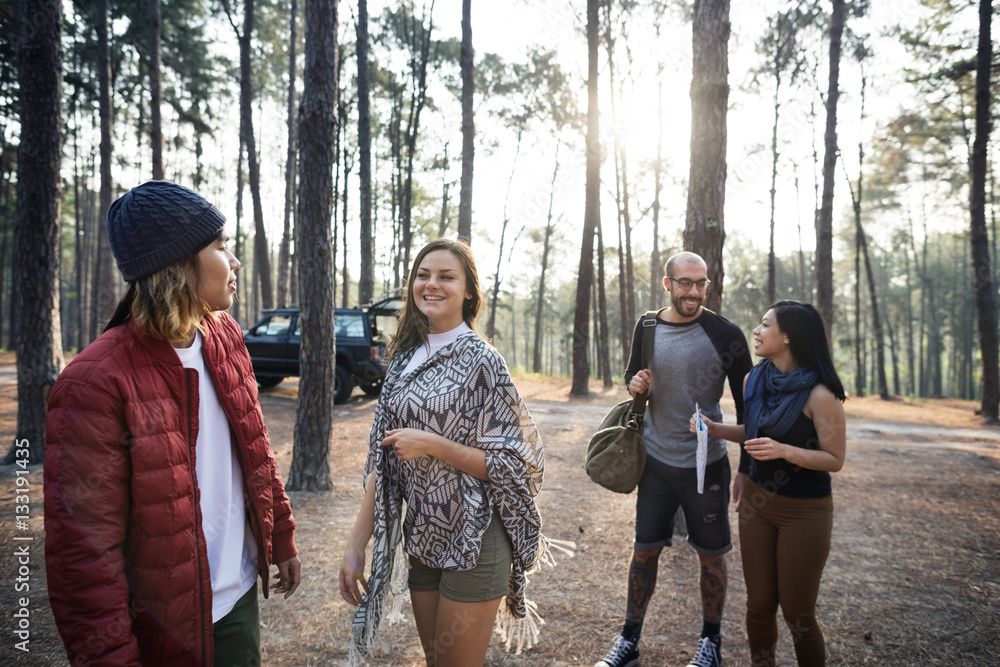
1, 351, 999, 666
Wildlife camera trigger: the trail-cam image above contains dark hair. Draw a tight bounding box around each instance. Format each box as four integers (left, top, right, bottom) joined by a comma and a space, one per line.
104, 229, 225, 339
385, 238, 485, 361
770, 300, 846, 401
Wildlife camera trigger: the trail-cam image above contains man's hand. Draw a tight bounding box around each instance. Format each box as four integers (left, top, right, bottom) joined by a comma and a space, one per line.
272, 555, 302, 599
629, 369, 652, 398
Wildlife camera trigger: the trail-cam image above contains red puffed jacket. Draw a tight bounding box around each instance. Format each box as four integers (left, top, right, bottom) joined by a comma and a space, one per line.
44, 312, 297, 666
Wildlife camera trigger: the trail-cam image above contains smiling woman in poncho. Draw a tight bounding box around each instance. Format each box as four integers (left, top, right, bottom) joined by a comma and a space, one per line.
339, 238, 565, 666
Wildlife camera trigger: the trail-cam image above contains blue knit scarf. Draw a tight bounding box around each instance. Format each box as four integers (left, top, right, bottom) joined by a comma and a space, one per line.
743, 359, 818, 442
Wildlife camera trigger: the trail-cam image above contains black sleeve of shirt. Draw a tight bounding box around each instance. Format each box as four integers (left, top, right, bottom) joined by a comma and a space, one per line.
698, 311, 754, 424
739, 443, 751, 475
623, 316, 645, 386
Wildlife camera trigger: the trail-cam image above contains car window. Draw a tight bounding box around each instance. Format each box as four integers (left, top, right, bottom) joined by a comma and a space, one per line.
335, 313, 366, 338
259, 315, 291, 336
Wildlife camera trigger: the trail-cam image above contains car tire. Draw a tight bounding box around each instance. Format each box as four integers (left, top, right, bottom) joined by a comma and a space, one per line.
257, 376, 284, 388
334, 364, 353, 405
360, 380, 383, 397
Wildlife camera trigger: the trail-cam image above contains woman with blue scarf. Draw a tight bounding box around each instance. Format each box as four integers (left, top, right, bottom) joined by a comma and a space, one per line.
693, 301, 846, 667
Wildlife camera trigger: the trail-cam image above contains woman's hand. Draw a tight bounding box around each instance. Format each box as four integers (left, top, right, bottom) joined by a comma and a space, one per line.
689, 412, 715, 435
382, 428, 440, 462
743, 437, 791, 462
732, 472, 748, 510
339, 546, 369, 606
272, 555, 302, 599
629, 369, 652, 398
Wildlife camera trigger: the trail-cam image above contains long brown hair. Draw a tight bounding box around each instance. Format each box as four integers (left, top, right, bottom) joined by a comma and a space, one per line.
386, 238, 485, 361
104, 229, 225, 342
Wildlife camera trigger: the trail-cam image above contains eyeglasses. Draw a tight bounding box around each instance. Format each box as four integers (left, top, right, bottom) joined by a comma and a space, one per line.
669, 277, 711, 291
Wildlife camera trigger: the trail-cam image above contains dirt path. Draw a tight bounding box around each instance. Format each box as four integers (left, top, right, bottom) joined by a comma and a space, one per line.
1, 371, 998, 666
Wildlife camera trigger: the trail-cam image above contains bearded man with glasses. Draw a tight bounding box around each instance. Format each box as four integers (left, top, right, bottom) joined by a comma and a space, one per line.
595, 251, 752, 667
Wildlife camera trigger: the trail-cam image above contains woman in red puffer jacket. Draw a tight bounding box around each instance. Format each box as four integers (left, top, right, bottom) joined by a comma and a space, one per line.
44, 181, 301, 666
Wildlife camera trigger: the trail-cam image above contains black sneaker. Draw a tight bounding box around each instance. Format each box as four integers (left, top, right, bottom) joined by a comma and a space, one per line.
595, 634, 639, 667
685, 635, 721, 667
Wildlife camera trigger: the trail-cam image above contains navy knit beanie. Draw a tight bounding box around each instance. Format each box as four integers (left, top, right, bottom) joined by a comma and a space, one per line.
106, 180, 227, 282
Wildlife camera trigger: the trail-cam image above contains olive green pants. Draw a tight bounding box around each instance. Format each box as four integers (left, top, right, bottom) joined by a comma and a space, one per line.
213, 584, 261, 667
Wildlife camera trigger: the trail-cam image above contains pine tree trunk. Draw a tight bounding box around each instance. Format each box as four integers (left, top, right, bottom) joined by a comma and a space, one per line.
605, 12, 631, 353
883, 292, 901, 396
904, 231, 916, 396
858, 221, 888, 398
93, 0, 116, 339
487, 134, 522, 339
277, 0, 298, 308
684, 0, 730, 314
815, 0, 845, 342
971, 0, 998, 421
768, 71, 781, 305
596, 216, 612, 389
650, 75, 664, 310
12, 0, 65, 462
356, 0, 374, 305
533, 154, 558, 374
235, 0, 274, 311
233, 138, 245, 326
571, 0, 600, 397
73, 123, 88, 351
621, 142, 636, 330
854, 231, 863, 397
289, 0, 337, 491
400, 7, 434, 270
147, 0, 164, 180
458, 0, 474, 242
342, 146, 353, 308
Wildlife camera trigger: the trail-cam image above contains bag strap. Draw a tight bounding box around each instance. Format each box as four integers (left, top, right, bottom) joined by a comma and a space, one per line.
627, 310, 660, 428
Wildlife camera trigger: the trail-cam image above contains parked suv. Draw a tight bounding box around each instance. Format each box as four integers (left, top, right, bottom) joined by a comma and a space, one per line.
244, 299, 398, 404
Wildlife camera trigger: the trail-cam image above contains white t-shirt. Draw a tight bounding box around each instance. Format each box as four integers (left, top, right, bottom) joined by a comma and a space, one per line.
173, 331, 259, 622
400, 322, 475, 376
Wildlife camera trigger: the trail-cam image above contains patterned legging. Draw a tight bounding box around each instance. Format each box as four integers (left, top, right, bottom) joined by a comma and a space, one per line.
739, 479, 833, 667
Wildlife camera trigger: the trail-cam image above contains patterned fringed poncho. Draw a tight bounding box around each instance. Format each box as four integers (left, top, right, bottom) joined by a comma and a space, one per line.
348, 333, 568, 664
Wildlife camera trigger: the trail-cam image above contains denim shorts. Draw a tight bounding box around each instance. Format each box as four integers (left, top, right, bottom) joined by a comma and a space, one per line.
635, 454, 732, 555
407, 512, 512, 602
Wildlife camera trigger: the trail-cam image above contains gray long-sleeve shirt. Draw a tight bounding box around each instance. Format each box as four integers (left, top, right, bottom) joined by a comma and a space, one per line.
624, 309, 753, 468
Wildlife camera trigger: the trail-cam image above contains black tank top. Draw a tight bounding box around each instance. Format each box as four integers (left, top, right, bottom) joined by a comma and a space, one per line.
750, 412, 832, 499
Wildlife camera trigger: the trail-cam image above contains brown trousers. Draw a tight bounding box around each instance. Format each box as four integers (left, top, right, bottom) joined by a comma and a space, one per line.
739, 479, 833, 667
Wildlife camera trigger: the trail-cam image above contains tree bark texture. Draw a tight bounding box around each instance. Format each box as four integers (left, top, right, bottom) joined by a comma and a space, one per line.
147, 0, 164, 180
458, 0, 474, 242
13, 0, 65, 462
683, 0, 730, 314
289, 0, 338, 491
277, 0, 298, 308
357, 0, 374, 304
571, 0, 600, 397
815, 0, 844, 344
971, 0, 998, 420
